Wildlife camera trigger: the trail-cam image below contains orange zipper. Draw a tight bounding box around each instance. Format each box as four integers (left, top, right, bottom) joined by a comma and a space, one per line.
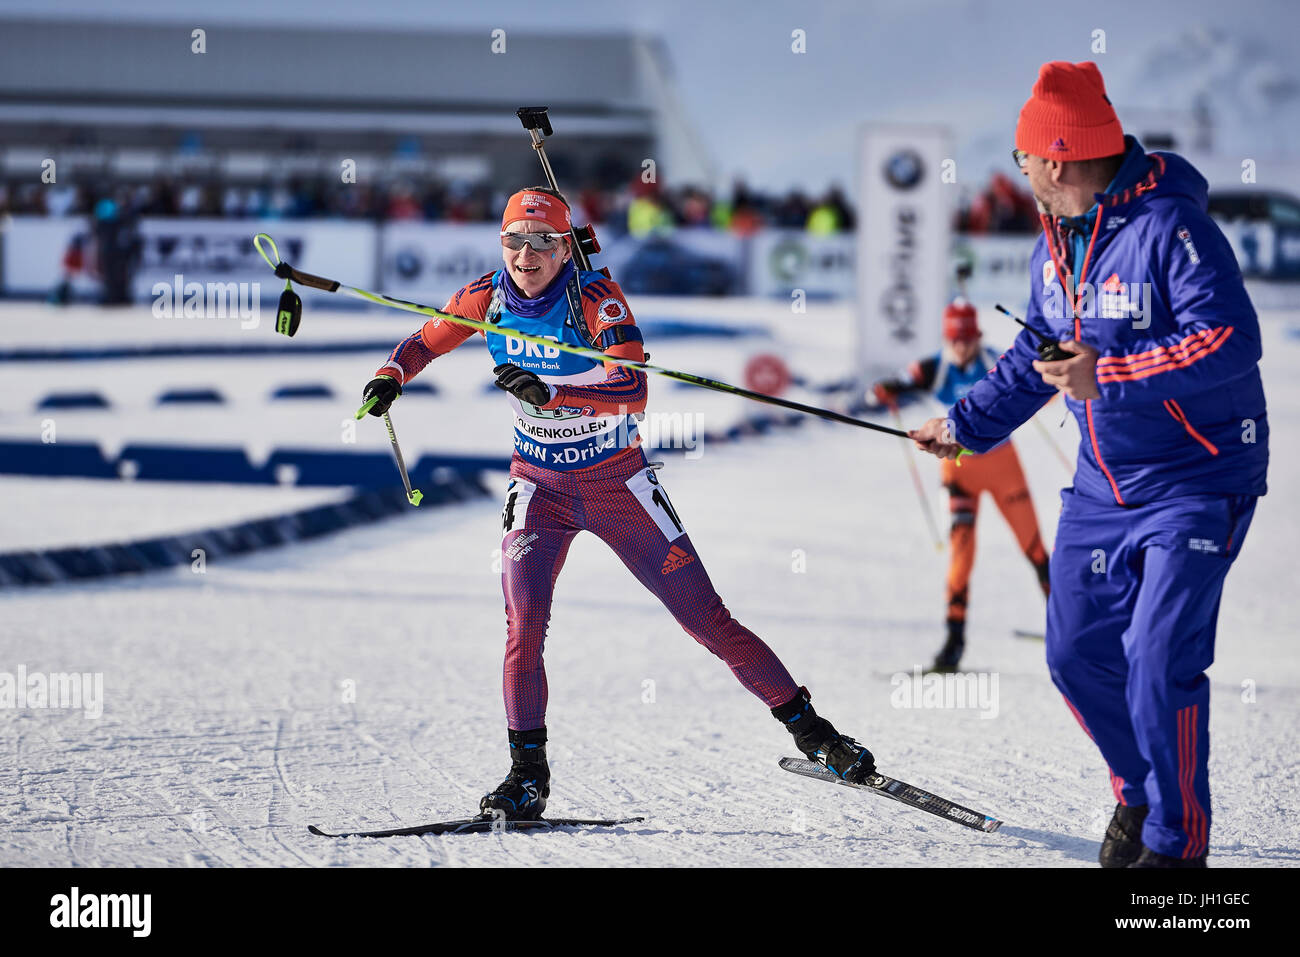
1163, 400, 1219, 455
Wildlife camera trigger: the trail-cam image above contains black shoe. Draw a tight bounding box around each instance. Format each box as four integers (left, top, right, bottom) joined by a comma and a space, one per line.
928, 619, 965, 674
1099, 803, 1148, 868
480, 727, 550, 820
1129, 845, 1207, 868
771, 687, 875, 784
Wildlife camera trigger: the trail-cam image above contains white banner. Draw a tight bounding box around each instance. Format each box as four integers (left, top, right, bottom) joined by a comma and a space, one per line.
749, 230, 854, 300
952, 235, 1037, 311
0, 216, 378, 302
134, 218, 376, 303
855, 125, 952, 382
379, 222, 502, 306
2, 216, 88, 296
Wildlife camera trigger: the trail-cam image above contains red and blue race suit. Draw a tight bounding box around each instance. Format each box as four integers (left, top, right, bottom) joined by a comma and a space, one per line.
376, 264, 800, 730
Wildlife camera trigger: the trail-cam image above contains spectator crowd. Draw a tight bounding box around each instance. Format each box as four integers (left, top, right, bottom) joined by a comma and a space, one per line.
1, 171, 1039, 236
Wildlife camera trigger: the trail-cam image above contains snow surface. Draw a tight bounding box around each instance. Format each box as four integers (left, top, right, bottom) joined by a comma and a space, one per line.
1, 299, 1297, 867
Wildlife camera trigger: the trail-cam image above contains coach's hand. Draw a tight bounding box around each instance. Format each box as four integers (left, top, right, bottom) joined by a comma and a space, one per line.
910, 417, 967, 460
1033, 340, 1100, 400
493, 363, 552, 407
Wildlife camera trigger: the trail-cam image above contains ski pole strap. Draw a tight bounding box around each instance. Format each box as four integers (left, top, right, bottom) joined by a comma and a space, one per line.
253, 233, 281, 270
254, 233, 341, 291
355, 396, 379, 420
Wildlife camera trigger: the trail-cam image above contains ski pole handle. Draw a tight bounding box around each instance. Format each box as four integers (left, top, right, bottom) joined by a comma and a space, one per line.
274, 261, 341, 292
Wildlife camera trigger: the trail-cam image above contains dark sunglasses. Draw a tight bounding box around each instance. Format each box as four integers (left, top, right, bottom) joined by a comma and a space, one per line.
1011, 149, 1030, 170
501, 231, 566, 251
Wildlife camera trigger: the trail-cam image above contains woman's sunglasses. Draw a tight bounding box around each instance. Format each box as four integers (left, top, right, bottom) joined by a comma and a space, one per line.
501, 231, 567, 252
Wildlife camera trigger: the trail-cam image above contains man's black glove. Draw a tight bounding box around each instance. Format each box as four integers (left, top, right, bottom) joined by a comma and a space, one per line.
362, 375, 401, 417
493, 363, 552, 407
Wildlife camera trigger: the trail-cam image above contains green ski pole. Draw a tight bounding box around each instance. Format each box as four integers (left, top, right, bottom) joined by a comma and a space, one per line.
354, 396, 422, 506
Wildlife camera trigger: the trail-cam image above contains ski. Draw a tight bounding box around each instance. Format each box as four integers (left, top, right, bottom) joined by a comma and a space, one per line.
1013, 629, 1045, 641
307, 815, 645, 838
779, 757, 1003, 833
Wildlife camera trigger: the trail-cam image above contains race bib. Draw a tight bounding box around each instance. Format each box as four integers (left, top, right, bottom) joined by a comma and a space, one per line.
625, 467, 687, 542
501, 477, 537, 539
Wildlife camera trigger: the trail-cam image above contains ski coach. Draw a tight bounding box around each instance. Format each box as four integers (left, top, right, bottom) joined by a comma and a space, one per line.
911, 61, 1268, 867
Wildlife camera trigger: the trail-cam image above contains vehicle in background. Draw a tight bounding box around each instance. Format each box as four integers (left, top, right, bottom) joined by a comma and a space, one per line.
1208, 189, 1300, 279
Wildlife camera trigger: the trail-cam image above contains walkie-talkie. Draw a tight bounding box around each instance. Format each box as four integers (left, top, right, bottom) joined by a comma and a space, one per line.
994, 304, 1075, 361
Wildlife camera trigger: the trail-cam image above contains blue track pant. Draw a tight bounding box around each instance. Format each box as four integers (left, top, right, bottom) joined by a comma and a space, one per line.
1046, 488, 1257, 860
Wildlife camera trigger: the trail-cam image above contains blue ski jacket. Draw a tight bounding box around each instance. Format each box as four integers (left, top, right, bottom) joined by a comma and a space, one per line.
948, 136, 1268, 506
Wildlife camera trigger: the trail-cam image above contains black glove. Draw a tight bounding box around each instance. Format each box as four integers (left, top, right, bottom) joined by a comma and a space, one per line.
493, 363, 552, 407
362, 375, 401, 417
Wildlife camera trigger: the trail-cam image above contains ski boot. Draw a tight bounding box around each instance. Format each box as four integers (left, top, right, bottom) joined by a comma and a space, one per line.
480, 727, 550, 821
1098, 803, 1148, 868
928, 618, 966, 674
772, 687, 875, 784
1130, 845, 1207, 868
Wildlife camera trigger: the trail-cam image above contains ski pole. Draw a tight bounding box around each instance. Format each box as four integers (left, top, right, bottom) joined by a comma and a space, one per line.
354, 396, 422, 506
255, 233, 910, 441
891, 407, 945, 552
1031, 402, 1075, 474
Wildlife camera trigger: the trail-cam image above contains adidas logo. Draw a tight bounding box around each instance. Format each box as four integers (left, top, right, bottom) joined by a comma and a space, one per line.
661, 544, 695, 574
1049, 137, 1068, 152
1102, 272, 1123, 293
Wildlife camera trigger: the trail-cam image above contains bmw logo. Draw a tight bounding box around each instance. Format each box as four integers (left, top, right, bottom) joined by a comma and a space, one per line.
884, 150, 924, 190
394, 249, 422, 280
769, 238, 807, 283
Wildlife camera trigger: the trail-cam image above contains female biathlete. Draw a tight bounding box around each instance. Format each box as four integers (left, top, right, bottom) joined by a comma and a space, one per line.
361, 187, 875, 819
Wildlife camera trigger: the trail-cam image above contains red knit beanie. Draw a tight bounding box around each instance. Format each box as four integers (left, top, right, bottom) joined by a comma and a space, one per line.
942, 299, 980, 342
1016, 61, 1124, 161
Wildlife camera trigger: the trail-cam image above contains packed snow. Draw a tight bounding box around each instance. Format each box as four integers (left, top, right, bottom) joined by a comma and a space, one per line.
1, 296, 1296, 867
